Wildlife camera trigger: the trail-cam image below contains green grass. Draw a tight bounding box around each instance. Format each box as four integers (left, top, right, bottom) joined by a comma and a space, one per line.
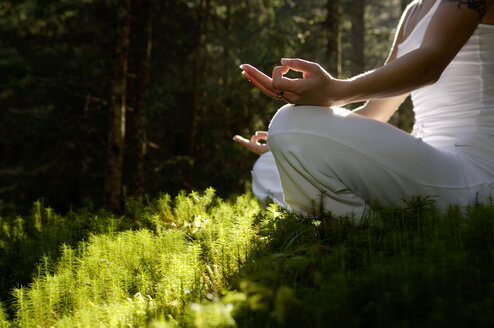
0, 191, 494, 327
225, 198, 494, 327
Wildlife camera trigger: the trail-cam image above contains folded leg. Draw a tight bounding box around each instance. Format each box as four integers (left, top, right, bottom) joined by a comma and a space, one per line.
268, 104, 472, 219
251, 151, 288, 209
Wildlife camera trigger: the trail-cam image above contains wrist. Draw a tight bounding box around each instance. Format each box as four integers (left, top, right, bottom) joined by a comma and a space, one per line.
326, 78, 352, 107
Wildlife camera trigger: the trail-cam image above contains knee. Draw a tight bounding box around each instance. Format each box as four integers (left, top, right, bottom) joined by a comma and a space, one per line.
267, 105, 296, 155
268, 104, 300, 136
268, 104, 316, 155
268, 104, 344, 154
268, 104, 351, 138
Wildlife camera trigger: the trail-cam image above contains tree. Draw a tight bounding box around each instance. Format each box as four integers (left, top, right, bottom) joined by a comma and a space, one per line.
351, 0, 365, 75
187, 0, 209, 186
324, 0, 341, 76
0, 0, 407, 213
105, 0, 131, 213
125, 0, 153, 196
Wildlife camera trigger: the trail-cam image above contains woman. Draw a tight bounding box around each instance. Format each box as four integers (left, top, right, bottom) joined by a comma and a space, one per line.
234, 0, 494, 220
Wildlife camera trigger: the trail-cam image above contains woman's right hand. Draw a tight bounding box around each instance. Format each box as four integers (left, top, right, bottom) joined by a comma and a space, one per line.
233, 131, 270, 156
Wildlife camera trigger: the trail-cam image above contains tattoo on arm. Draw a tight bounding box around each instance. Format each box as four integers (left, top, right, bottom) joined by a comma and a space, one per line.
442, 0, 486, 18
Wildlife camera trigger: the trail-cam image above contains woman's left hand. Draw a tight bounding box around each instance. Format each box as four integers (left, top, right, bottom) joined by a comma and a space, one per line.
240, 64, 290, 102
241, 58, 339, 107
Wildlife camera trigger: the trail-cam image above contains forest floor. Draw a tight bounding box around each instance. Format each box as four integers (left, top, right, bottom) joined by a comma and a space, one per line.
1, 189, 494, 327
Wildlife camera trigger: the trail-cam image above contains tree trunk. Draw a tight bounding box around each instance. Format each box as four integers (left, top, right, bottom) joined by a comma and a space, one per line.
351, 0, 365, 76
105, 0, 131, 213
187, 0, 206, 186
324, 0, 341, 77
125, 0, 153, 196
135, 0, 152, 195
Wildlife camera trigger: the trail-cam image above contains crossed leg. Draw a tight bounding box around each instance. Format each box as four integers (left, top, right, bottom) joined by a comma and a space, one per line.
263, 104, 472, 219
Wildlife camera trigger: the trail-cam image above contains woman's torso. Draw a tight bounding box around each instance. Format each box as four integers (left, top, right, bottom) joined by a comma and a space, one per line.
396, 0, 494, 177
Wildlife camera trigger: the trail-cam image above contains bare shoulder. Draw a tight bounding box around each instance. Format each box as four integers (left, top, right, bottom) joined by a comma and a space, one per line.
441, 0, 494, 22
394, 1, 421, 45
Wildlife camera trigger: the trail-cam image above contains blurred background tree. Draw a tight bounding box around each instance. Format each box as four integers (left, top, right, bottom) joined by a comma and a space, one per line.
0, 0, 413, 214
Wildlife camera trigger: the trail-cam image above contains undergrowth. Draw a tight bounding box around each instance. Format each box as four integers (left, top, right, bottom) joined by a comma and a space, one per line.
0, 191, 493, 327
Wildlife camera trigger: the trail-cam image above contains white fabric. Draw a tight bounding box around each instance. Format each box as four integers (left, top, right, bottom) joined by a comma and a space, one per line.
251, 151, 287, 209
252, 5, 494, 218
398, 0, 440, 55
267, 105, 472, 218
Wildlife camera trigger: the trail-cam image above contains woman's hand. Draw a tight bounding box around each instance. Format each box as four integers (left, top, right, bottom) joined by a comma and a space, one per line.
272, 58, 338, 106
240, 64, 290, 102
233, 131, 270, 156
240, 58, 340, 107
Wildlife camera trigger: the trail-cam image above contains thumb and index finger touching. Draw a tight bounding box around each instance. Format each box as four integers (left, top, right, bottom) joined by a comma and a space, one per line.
233, 131, 268, 145
281, 58, 319, 72
272, 58, 319, 91
251, 131, 267, 143
233, 131, 270, 156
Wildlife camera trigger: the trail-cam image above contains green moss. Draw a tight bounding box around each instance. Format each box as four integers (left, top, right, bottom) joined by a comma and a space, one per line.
2, 192, 494, 327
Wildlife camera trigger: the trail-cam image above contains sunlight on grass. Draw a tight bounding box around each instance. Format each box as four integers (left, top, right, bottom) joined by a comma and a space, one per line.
1, 192, 494, 327
2, 189, 262, 327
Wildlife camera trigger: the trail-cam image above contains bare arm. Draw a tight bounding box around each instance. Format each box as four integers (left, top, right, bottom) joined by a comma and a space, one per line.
262, 0, 493, 109
240, 0, 494, 121
351, 1, 414, 122
329, 0, 494, 106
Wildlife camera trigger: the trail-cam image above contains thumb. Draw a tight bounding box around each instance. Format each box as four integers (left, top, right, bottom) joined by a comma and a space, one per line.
280, 58, 319, 74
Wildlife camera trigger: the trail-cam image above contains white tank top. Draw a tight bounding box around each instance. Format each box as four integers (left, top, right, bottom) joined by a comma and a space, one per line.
396, 0, 494, 178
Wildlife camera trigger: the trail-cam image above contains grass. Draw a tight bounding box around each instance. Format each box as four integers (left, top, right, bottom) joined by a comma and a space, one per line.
0, 191, 494, 327
226, 198, 494, 327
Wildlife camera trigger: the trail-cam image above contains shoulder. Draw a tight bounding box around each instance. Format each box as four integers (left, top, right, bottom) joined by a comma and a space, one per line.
416, 0, 492, 76
441, 0, 494, 20
395, 0, 421, 44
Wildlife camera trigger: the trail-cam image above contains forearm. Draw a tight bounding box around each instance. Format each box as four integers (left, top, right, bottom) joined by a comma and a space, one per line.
331, 46, 443, 107
352, 93, 409, 122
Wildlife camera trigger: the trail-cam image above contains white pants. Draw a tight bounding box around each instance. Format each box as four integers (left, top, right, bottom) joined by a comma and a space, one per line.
253, 104, 480, 219
251, 151, 287, 210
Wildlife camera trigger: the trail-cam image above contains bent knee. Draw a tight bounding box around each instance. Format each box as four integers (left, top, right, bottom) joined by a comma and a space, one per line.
268, 104, 295, 135
268, 104, 351, 137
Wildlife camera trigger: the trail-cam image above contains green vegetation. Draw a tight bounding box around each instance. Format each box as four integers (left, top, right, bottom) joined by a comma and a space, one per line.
1, 189, 260, 326
0, 0, 411, 214
1, 190, 494, 327
2, 1, 491, 326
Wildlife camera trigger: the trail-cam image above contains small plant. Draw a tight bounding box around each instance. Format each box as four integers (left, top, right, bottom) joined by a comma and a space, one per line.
1, 191, 494, 327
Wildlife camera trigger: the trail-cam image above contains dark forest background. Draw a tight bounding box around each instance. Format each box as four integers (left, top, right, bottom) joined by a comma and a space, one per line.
0, 0, 414, 214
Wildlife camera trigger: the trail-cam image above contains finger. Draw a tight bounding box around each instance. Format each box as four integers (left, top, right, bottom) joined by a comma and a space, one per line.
234, 135, 261, 154
241, 64, 274, 88
233, 135, 248, 144
272, 65, 289, 76
255, 131, 268, 140
233, 135, 253, 150
241, 64, 290, 102
251, 135, 267, 144
233, 135, 270, 155
272, 66, 300, 91
280, 90, 298, 104
242, 71, 276, 98
243, 71, 282, 99
280, 58, 320, 75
